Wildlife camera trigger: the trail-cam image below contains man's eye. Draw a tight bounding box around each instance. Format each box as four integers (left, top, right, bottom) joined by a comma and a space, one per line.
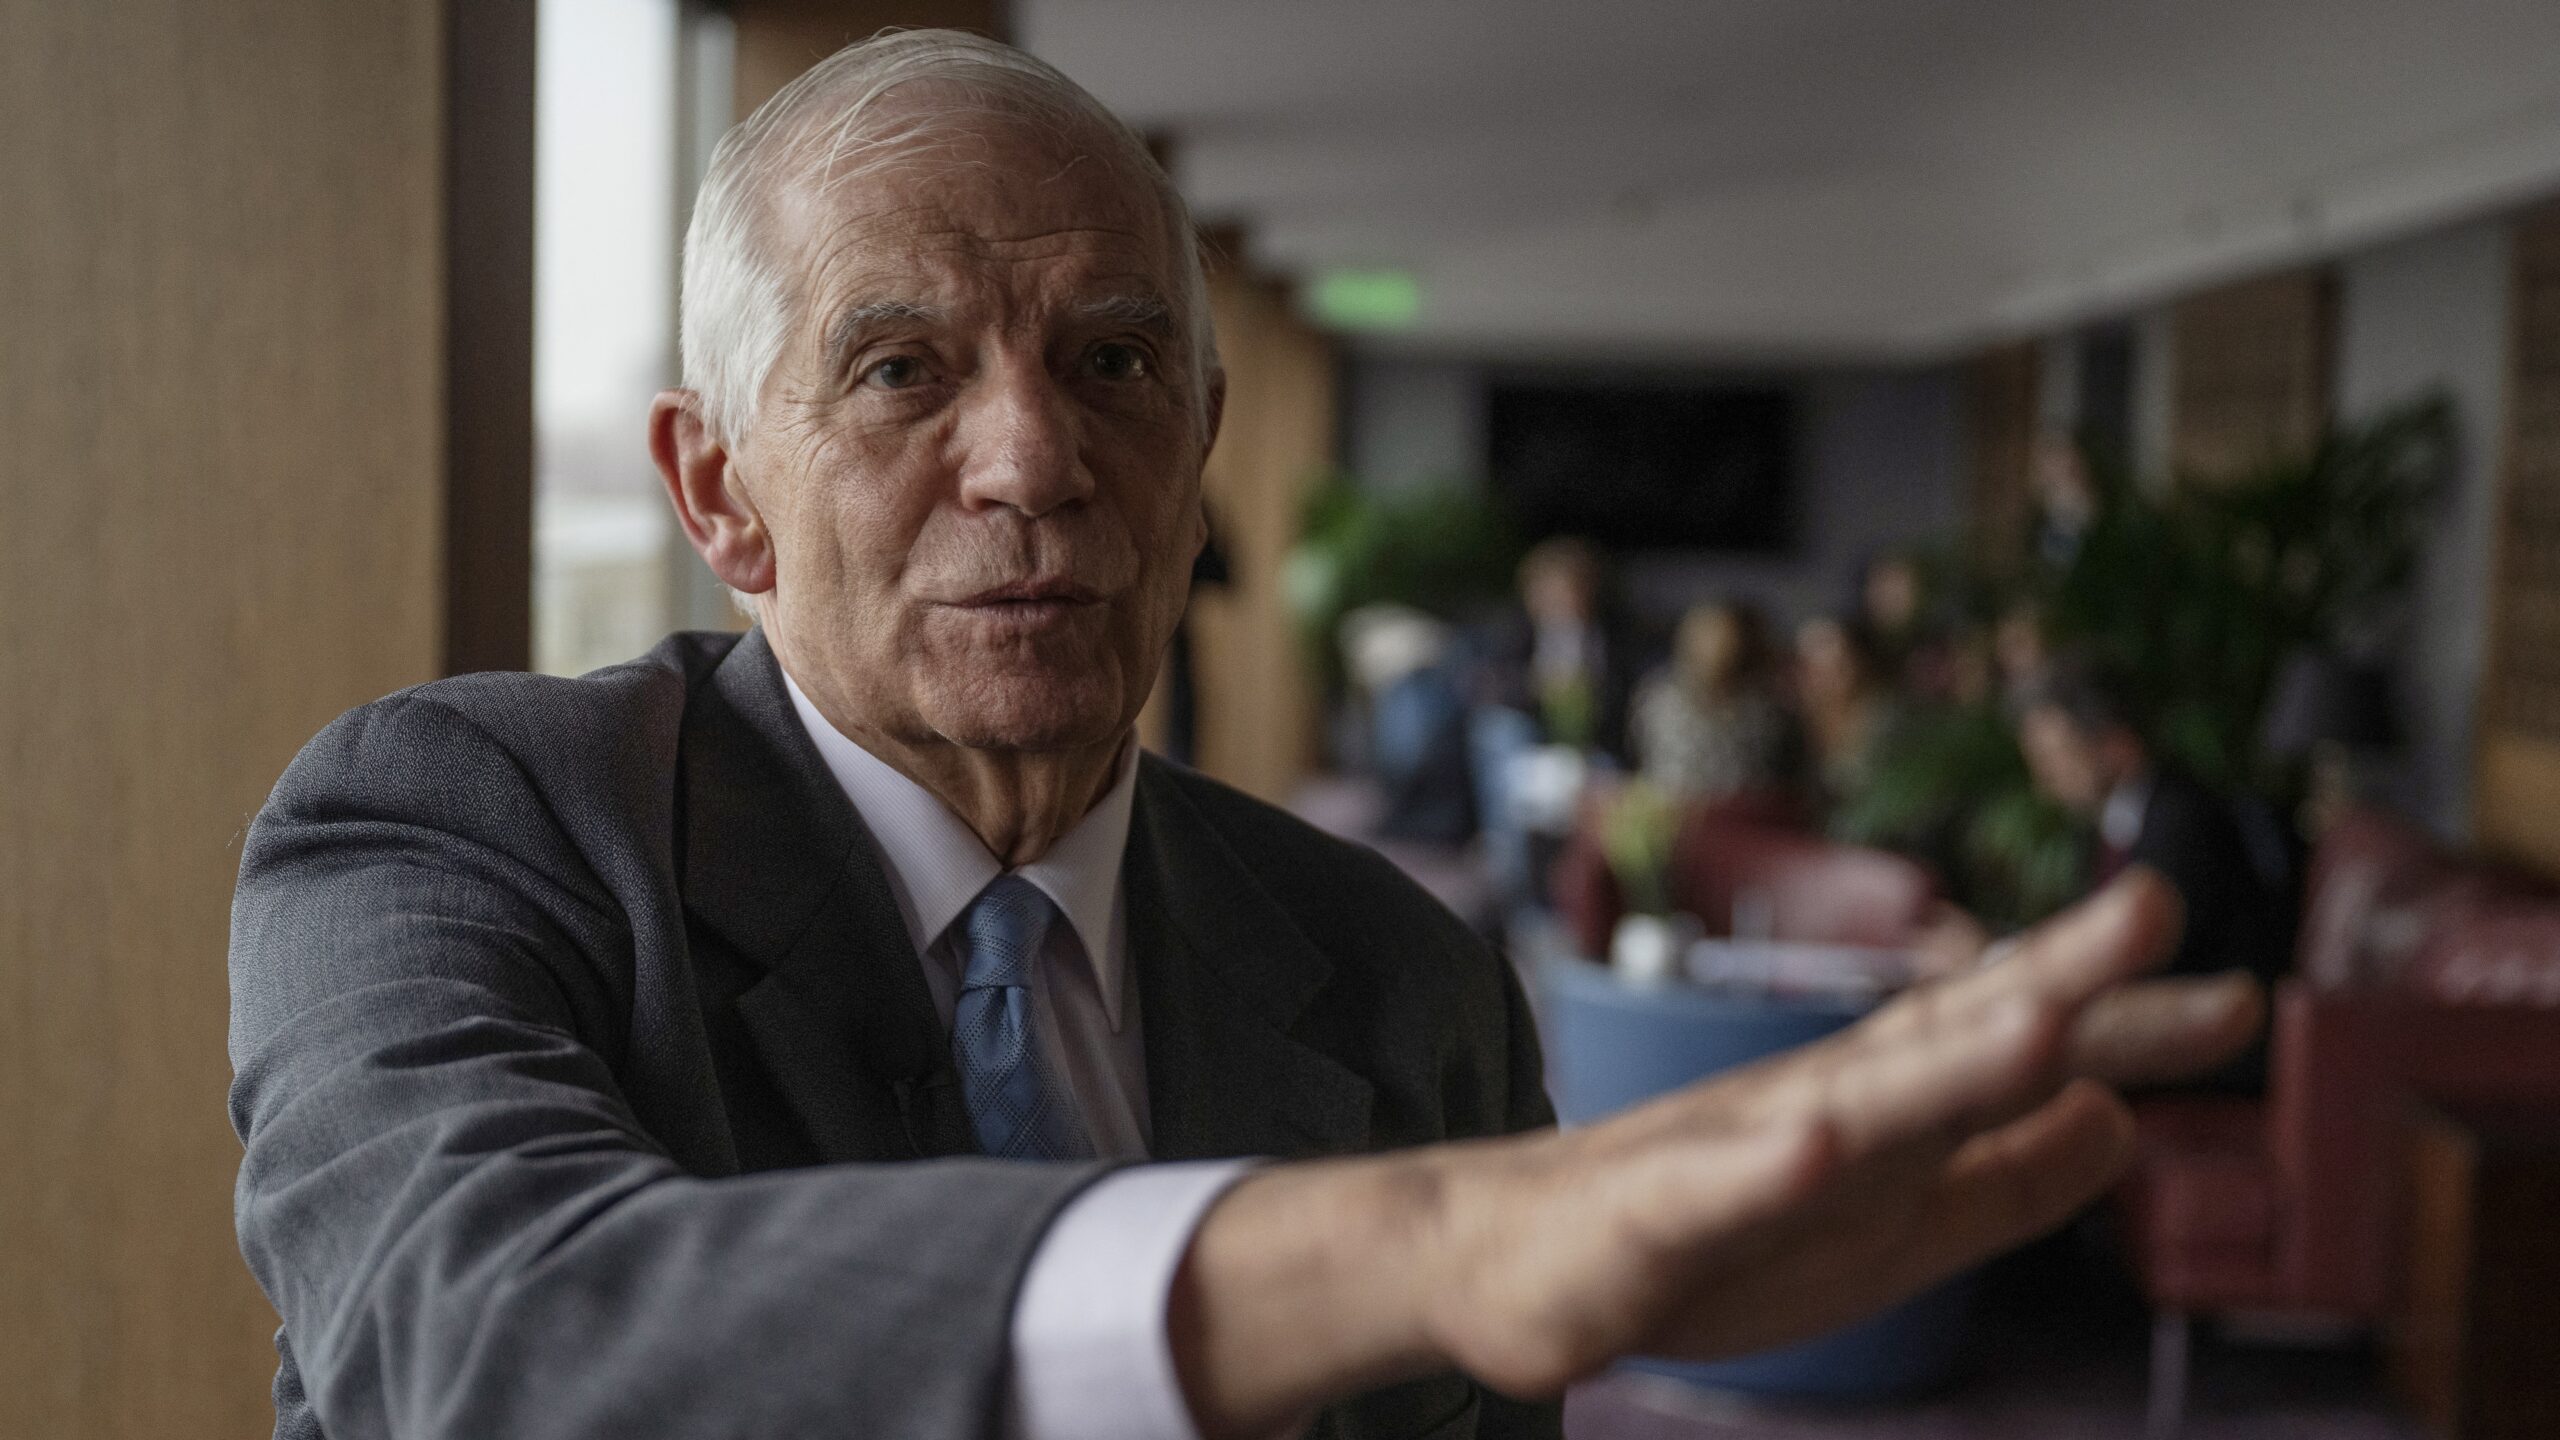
864, 355, 926, 390
1085, 343, 1150, 382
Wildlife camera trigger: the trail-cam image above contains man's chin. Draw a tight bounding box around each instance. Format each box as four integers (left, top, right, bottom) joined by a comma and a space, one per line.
919, 677, 1132, 755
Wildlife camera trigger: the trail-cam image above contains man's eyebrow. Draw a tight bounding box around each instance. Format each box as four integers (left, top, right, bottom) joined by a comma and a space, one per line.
821, 298, 946, 367
1072, 292, 1178, 339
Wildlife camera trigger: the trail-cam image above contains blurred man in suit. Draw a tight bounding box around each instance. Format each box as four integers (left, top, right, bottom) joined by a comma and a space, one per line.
2016, 658, 2295, 989
2013, 657, 2294, 1090
228, 30, 2261, 1440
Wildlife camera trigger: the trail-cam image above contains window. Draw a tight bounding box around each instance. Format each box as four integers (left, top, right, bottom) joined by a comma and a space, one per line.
533, 0, 734, 675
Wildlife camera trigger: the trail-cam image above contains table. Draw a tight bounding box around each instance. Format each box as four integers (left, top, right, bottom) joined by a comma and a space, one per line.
2393, 1101, 2560, 1439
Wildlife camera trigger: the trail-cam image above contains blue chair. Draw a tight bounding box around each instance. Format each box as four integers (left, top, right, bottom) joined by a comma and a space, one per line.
1537, 955, 1974, 1399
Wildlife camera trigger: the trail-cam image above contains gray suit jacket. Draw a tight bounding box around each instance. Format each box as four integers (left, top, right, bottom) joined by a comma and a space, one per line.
229, 628, 1562, 1440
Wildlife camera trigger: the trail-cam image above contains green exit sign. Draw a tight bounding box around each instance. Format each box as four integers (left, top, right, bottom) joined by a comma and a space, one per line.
1307, 269, 1421, 331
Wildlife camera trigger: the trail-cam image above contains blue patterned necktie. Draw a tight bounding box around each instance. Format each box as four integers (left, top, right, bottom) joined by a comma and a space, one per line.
950, 875, 1091, 1160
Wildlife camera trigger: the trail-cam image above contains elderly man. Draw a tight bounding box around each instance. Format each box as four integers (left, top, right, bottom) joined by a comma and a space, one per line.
227, 30, 2260, 1440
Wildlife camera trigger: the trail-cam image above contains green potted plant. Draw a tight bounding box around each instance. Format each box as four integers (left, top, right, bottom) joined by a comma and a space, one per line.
1283, 472, 1524, 691
1597, 779, 1694, 981
1842, 395, 2450, 930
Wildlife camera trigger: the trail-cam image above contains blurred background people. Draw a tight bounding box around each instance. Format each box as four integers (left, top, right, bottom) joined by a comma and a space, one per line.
1342, 603, 1477, 846
2030, 432, 2102, 574
1470, 537, 1650, 908
1855, 552, 1930, 688
1991, 597, 2056, 712
2015, 656, 2298, 993
1794, 614, 1903, 813
1631, 600, 1800, 806
1481, 536, 1642, 762
1856, 548, 1984, 705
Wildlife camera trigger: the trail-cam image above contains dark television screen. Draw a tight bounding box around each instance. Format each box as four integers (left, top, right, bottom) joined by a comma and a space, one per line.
1487, 381, 1796, 552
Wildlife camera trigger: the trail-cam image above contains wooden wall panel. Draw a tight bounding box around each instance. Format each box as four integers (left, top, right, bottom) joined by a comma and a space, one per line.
2170, 267, 2336, 481
1190, 264, 1335, 804
2475, 202, 2560, 874
1966, 340, 2040, 577
446, 0, 536, 673
0, 3, 522, 1434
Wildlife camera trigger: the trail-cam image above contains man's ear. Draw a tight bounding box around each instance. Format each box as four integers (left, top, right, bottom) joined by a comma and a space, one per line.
1190, 368, 1228, 555
650, 390, 776, 596
1200, 366, 1227, 456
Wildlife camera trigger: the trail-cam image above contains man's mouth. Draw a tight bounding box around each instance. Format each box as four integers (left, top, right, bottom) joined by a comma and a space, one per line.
944, 578, 1104, 624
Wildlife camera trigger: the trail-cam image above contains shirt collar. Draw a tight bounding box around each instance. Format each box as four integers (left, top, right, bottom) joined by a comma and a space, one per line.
2100, 768, 2156, 853
780, 668, 1138, 1031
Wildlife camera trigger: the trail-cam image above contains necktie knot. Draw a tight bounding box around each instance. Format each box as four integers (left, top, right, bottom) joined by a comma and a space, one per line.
960, 874, 1056, 991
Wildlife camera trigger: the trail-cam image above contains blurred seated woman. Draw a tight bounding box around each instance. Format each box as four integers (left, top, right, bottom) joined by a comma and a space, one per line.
1632, 602, 1801, 806
1796, 614, 1903, 809
1856, 552, 1928, 684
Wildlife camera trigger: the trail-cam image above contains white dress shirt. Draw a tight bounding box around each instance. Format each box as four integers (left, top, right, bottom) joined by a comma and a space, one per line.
782, 672, 1244, 1440
2101, 769, 2158, 856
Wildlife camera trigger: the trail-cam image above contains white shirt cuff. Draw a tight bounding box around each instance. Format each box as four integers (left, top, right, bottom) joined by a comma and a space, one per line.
1007, 1160, 1257, 1440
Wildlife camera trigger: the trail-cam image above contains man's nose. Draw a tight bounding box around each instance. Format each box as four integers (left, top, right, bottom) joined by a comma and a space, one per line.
954, 361, 1093, 518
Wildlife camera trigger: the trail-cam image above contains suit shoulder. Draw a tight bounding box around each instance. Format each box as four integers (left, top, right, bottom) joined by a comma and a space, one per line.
288, 633, 731, 793
2139, 771, 2245, 847
256, 632, 743, 883
396, 631, 732, 755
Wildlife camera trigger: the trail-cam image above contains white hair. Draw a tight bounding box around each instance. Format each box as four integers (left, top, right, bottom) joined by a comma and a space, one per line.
680, 28, 1217, 447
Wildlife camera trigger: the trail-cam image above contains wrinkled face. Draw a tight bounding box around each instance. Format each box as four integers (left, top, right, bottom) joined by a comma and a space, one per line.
739, 108, 1213, 753
2019, 704, 2106, 814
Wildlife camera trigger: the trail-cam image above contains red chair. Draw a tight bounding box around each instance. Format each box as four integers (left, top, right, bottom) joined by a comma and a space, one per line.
2409, 894, 2560, 1008
1669, 815, 1936, 949
1551, 789, 1805, 957
2292, 807, 2454, 988
2293, 807, 2546, 990
2122, 888, 2560, 1436
1551, 798, 1935, 958
1550, 822, 1624, 960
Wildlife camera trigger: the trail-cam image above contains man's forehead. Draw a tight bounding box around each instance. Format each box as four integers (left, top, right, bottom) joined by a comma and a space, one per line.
768, 113, 1171, 291
798, 209, 1174, 323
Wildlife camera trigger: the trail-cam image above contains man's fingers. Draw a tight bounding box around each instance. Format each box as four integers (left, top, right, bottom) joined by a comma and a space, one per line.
1605, 870, 2196, 1277
2066, 973, 2264, 1087
1905, 1079, 2138, 1278
1849, 873, 2244, 1105
1857, 868, 2180, 1061
1736, 991, 2070, 1159
1991, 867, 2186, 1002
1640, 1080, 2136, 1363
1578, 879, 2182, 1375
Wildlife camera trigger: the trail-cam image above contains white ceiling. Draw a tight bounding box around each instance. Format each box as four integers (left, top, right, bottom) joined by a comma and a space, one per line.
1017, 0, 2560, 362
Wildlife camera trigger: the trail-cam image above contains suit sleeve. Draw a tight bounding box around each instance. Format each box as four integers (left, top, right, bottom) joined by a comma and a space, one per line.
228, 695, 1102, 1440
1472, 954, 1568, 1440
1497, 950, 1558, 1137
2128, 786, 2281, 984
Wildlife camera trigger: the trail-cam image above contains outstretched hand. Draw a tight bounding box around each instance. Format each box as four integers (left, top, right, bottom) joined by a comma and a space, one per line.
1416, 868, 2258, 1391
1173, 869, 2264, 1438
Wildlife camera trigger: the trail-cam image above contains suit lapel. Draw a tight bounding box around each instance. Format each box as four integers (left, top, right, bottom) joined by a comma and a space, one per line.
680, 643, 1371, 1166
1126, 762, 1374, 1161
680, 629, 974, 1163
